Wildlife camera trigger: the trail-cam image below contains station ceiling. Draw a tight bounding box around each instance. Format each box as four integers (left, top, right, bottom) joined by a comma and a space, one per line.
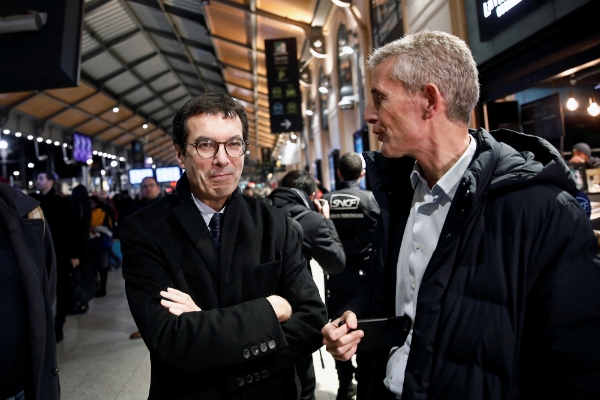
0, 0, 331, 164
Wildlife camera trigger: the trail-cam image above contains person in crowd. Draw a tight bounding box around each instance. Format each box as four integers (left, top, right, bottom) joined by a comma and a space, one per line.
322, 152, 380, 400
68, 184, 95, 314
31, 171, 79, 343
569, 142, 600, 168
268, 169, 346, 400
322, 30, 600, 399
0, 181, 60, 400
89, 195, 113, 298
114, 190, 134, 224
242, 185, 255, 197
120, 93, 327, 399
122, 176, 162, 219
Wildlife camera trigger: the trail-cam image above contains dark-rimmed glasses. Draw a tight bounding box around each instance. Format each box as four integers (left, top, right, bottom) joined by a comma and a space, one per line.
183, 138, 249, 159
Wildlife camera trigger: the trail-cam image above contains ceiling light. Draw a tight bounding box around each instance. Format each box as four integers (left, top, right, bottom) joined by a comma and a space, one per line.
27, 135, 33, 140
93, 150, 98, 155
305, 110, 313, 116
313, 39, 322, 48
566, 96, 579, 111
36, 137, 43, 142
28, 181, 33, 186
101, 170, 106, 176
2, 129, 9, 134
54, 141, 60, 146
63, 143, 67, 147
331, 0, 351, 7
86, 159, 93, 165
291, 133, 297, 139
28, 163, 34, 168
588, 98, 600, 117
111, 160, 118, 167
46, 139, 52, 144
119, 157, 125, 162
143, 123, 148, 129
342, 46, 354, 55
152, 164, 156, 169
0, 140, 7, 149
113, 107, 119, 113
319, 86, 329, 94
15, 132, 21, 137
13, 171, 19, 176
146, 157, 153, 164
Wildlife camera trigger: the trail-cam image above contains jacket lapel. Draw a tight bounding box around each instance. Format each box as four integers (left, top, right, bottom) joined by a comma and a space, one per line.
219, 189, 242, 304
172, 200, 220, 283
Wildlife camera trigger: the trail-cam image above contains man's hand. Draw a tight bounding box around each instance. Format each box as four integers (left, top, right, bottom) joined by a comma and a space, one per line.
70, 258, 80, 268
570, 155, 587, 164
322, 310, 364, 361
314, 198, 330, 219
266, 295, 292, 322
160, 287, 202, 316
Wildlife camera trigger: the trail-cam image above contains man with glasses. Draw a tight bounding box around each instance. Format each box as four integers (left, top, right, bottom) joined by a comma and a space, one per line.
120, 93, 327, 399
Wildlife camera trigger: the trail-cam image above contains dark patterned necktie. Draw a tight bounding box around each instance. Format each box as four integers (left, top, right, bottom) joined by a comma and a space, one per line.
208, 213, 222, 249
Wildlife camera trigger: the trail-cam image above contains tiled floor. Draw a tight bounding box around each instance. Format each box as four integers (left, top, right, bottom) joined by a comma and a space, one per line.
57, 260, 350, 399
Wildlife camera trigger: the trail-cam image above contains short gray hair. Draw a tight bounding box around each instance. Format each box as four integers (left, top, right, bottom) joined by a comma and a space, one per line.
367, 30, 479, 124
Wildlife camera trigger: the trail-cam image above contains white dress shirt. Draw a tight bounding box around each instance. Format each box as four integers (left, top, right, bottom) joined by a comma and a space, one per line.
384, 136, 476, 397
192, 194, 226, 228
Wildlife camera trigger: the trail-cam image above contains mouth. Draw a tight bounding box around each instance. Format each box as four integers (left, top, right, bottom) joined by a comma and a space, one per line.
210, 173, 232, 181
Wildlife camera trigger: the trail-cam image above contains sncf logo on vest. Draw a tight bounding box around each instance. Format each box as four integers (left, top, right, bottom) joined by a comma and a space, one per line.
331, 194, 360, 210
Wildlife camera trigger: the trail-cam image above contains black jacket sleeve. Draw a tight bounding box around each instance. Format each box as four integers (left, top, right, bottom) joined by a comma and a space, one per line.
302, 213, 346, 274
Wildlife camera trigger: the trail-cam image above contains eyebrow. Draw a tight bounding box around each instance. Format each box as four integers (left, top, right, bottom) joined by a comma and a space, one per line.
191, 135, 243, 142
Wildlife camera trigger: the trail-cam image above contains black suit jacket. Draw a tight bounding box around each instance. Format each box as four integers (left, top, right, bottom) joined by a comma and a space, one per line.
121, 175, 327, 400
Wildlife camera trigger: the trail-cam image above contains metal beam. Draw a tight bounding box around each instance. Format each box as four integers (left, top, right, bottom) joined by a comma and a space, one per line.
82, 28, 142, 62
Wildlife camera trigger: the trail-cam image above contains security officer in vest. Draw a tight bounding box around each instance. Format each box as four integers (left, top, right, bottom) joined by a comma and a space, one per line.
323, 152, 380, 400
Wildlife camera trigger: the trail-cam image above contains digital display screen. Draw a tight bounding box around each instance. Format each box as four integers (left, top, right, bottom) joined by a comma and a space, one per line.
73, 133, 92, 163
156, 166, 182, 183
128, 168, 154, 185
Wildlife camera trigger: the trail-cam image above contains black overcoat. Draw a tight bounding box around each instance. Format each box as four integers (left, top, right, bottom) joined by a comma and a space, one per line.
121, 174, 327, 399
0, 183, 59, 400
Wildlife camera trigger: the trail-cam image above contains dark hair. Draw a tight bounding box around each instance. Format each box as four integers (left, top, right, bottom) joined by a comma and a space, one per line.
71, 184, 90, 204
71, 185, 91, 225
281, 170, 316, 197
338, 152, 363, 181
171, 93, 249, 155
37, 171, 57, 182
141, 176, 158, 186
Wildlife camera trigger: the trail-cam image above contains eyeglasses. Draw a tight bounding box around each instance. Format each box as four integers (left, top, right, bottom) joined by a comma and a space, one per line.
184, 138, 249, 159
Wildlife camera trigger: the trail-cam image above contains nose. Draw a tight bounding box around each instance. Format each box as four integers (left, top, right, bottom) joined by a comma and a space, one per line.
213, 144, 230, 166
364, 101, 378, 126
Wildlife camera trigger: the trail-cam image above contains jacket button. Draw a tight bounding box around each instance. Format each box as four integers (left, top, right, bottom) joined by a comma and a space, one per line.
243, 349, 250, 358
261, 370, 269, 378
268, 340, 276, 349
460, 209, 465, 215
254, 372, 260, 381
237, 377, 244, 387
251, 346, 259, 355
53, 367, 60, 375
246, 374, 253, 383
260, 343, 268, 352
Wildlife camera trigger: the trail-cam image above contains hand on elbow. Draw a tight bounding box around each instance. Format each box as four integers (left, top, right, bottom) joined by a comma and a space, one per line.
266, 295, 292, 322
160, 287, 202, 316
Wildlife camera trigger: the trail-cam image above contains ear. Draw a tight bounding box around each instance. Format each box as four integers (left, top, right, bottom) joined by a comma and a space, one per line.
422, 83, 443, 120
359, 169, 366, 179
174, 144, 186, 170
336, 169, 343, 180
309, 192, 316, 201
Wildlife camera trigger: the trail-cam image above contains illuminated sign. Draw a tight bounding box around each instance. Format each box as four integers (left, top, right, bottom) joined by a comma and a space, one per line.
477, 0, 551, 41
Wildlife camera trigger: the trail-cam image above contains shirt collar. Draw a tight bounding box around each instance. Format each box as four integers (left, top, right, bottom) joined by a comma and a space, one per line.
410, 134, 477, 200
191, 194, 226, 226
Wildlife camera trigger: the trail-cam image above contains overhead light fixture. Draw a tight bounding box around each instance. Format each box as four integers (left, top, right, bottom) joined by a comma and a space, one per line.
27, 163, 34, 168
146, 157, 153, 164
36, 137, 43, 142
54, 141, 60, 146
13, 171, 19, 176
566, 96, 579, 111
331, 0, 351, 7
310, 28, 326, 58
143, 123, 148, 129
319, 86, 329, 94
63, 143, 67, 147
0, 140, 7, 149
101, 170, 106, 176
588, 97, 600, 117
45, 139, 52, 144
86, 159, 93, 165
111, 160, 118, 167
93, 150, 98, 155
306, 109, 314, 116
342, 45, 354, 55
113, 107, 119, 113
15, 132, 21, 137
27, 135, 33, 140
2, 129, 9, 134
119, 157, 125, 162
